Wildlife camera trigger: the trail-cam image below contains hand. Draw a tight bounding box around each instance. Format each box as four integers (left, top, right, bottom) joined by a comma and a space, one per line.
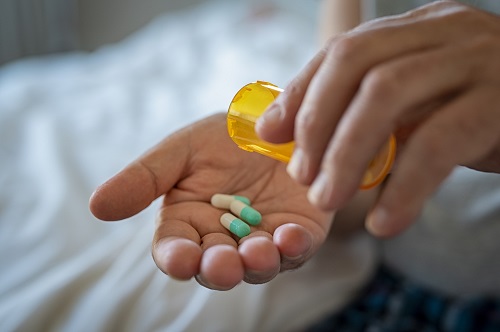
89, 114, 332, 290
256, 1, 500, 237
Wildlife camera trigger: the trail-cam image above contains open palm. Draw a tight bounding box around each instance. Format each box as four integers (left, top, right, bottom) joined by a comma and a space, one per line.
90, 114, 333, 290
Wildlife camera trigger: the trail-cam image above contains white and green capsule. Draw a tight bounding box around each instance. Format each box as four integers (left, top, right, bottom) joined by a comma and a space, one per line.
229, 200, 262, 226
220, 213, 251, 238
211, 194, 251, 209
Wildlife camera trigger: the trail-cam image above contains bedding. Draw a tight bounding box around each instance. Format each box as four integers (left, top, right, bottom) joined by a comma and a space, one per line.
0, 1, 377, 331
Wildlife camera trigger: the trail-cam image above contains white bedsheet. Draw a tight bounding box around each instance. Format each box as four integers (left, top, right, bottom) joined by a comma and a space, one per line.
0, 1, 377, 331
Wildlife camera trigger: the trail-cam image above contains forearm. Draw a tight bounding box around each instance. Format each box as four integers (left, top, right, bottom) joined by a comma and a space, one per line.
318, 0, 362, 46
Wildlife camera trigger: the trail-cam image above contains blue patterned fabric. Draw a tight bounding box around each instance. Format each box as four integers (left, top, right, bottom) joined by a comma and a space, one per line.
306, 266, 500, 332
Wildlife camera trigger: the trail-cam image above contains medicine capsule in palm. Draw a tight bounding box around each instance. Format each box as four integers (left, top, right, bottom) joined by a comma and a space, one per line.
220, 213, 251, 238
229, 200, 262, 226
211, 194, 251, 209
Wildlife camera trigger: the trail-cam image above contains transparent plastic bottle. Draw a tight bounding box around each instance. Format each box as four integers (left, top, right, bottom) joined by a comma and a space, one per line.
227, 81, 396, 189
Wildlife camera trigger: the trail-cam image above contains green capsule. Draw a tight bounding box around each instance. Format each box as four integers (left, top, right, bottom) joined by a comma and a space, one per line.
230, 200, 262, 226
220, 213, 251, 238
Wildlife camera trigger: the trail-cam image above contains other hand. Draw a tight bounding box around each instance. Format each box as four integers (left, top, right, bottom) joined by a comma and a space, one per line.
90, 114, 332, 290
256, 1, 500, 237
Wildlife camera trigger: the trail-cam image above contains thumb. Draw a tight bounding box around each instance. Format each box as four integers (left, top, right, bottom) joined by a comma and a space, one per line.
89, 130, 189, 221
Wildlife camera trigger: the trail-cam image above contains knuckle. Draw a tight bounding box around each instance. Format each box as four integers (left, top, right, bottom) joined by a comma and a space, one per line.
328, 35, 361, 63
295, 110, 321, 141
450, 8, 476, 23
427, 0, 462, 11
361, 67, 401, 102
441, 3, 484, 27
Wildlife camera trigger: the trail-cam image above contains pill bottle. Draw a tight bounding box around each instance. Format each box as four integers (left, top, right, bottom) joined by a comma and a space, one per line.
227, 81, 396, 189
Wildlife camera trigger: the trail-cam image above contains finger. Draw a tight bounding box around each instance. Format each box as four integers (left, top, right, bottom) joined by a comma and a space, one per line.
274, 223, 318, 271
239, 232, 280, 284
196, 245, 244, 290
254, 0, 463, 147
154, 237, 202, 281
236, 208, 328, 277
153, 202, 239, 282
309, 44, 475, 210
255, 49, 326, 144
288, 2, 476, 186
367, 86, 500, 237
255, 205, 330, 271
255, 5, 401, 145
152, 205, 203, 281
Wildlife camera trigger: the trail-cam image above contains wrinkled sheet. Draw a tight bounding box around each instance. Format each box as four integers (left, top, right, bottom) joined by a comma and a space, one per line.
0, 1, 377, 331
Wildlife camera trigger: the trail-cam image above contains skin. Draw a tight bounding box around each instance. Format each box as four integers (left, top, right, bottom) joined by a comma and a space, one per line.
256, 0, 500, 238
89, 114, 333, 290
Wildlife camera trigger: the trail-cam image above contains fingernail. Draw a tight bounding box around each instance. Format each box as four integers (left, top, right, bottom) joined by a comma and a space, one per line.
366, 206, 390, 236
195, 274, 224, 291
244, 269, 278, 284
287, 148, 306, 181
307, 171, 334, 209
282, 253, 304, 261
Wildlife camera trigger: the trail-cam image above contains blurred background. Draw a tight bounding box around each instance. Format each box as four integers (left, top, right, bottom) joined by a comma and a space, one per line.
0, 0, 316, 65
0, 0, 208, 64
2, 0, 498, 65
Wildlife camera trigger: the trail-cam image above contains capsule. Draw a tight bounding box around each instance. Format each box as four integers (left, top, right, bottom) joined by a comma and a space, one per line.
211, 194, 251, 209
229, 200, 262, 226
220, 213, 251, 238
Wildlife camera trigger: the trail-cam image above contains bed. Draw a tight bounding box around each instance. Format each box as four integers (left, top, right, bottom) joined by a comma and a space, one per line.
0, 1, 377, 331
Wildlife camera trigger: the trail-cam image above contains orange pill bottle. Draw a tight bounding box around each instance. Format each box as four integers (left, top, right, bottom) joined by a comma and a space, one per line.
227, 81, 396, 189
